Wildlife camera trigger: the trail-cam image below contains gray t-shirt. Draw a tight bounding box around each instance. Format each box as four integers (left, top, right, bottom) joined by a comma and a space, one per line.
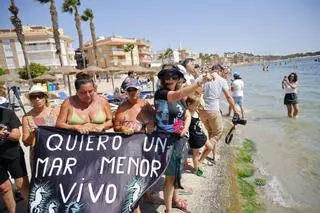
203, 73, 229, 111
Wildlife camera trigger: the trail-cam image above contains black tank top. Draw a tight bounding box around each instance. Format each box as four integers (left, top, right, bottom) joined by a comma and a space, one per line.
189, 116, 206, 139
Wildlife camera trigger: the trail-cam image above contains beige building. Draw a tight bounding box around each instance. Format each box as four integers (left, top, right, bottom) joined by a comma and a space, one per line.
84, 36, 152, 67
0, 25, 76, 70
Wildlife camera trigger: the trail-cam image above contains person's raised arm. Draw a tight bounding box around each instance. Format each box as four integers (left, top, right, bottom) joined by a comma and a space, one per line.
281, 76, 286, 89
285, 80, 298, 89
167, 73, 212, 102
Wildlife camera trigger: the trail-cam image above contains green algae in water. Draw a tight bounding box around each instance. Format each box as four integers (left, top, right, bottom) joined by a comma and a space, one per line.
254, 178, 266, 186
235, 139, 264, 212
237, 163, 255, 178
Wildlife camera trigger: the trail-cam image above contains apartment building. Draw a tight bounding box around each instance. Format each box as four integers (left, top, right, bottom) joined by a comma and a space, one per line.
151, 49, 200, 66
0, 25, 76, 70
84, 36, 152, 67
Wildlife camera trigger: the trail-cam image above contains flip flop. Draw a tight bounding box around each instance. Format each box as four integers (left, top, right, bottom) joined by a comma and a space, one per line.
206, 157, 216, 166
196, 166, 204, 176
172, 199, 191, 213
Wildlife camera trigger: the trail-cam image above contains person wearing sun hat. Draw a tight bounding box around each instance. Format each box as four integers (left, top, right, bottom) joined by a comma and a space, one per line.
154, 64, 212, 213
22, 85, 60, 172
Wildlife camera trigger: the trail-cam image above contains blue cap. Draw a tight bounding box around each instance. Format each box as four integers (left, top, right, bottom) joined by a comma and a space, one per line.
233, 72, 241, 79
125, 80, 140, 91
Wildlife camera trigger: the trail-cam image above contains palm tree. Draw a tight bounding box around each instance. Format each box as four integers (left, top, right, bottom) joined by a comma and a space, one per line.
81, 8, 98, 66
123, 43, 135, 66
8, 0, 31, 80
158, 53, 165, 64
164, 48, 173, 63
62, 0, 85, 67
36, 0, 64, 66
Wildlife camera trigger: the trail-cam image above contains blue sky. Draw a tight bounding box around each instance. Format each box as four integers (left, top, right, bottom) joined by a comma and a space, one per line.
0, 0, 319, 55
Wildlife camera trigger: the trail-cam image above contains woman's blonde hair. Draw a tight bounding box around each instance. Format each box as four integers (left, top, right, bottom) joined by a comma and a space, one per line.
0, 84, 7, 97
186, 95, 200, 106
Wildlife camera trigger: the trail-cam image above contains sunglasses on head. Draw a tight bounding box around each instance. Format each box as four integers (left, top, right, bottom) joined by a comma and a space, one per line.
29, 93, 46, 100
162, 73, 180, 80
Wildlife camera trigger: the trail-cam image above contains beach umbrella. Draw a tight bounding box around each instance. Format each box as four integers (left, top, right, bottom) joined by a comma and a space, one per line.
32, 73, 56, 83
49, 66, 91, 96
104, 66, 123, 90
48, 66, 79, 75
83, 65, 104, 73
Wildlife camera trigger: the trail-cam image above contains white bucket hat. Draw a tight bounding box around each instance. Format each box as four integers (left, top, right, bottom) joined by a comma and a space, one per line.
27, 85, 48, 99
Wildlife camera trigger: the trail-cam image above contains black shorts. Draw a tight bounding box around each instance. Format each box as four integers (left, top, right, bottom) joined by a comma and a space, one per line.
189, 134, 207, 149
0, 148, 27, 184
284, 93, 298, 105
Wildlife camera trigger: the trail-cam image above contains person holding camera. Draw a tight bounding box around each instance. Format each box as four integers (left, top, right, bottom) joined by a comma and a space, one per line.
0, 106, 29, 213
282, 72, 299, 118
200, 64, 240, 163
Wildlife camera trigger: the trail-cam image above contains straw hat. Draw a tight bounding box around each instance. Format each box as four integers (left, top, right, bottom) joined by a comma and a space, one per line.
27, 85, 48, 99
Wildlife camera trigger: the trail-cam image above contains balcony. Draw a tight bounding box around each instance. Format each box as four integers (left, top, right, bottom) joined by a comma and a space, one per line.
108, 59, 128, 66
140, 58, 151, 64
26, 45, 55, 53
111, 48, 125, 56
138, 48, 151, 55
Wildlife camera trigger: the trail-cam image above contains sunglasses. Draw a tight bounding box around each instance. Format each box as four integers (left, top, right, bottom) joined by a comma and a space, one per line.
29, 93, 46, 100
162, 73, 180, 80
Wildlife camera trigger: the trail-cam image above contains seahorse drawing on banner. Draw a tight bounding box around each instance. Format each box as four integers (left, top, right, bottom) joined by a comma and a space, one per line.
29, 182, 52, 213
65, 201, 84, 213
45, 198, 60, 213
121, 178, 147, 213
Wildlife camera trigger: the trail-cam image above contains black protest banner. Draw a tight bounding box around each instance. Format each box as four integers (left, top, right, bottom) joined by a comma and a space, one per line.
29, 126, 175, 213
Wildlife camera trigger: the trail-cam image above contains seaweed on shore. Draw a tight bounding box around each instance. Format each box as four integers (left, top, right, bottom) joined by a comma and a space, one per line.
232, 138, 264, 213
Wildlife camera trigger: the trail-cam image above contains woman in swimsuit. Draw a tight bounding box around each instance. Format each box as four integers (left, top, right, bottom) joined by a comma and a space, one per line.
114, 81, 154, 134
56, 72, 113, 133
114, 81, 156, 213
22, 85, 60, 170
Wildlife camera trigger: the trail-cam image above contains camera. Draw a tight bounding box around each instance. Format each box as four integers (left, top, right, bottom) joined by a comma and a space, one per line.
0, 124, 8, 146
232, 114, 247, 126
